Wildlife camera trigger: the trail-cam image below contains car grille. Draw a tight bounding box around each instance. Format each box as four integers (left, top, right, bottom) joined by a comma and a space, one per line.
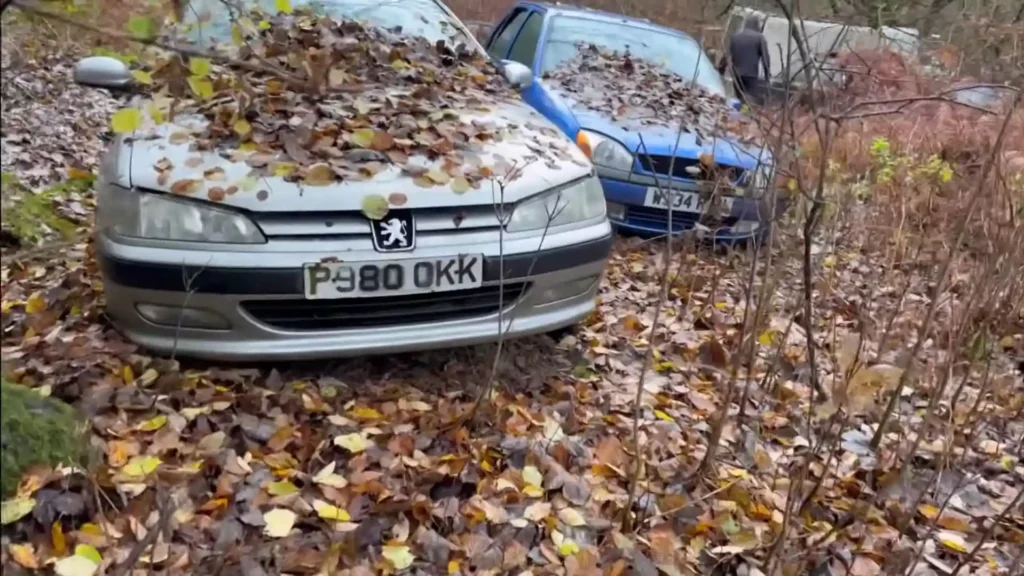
241, 283, 530, 331
637, 155, 746, 183
252, 205, 506, 240
627, 206, 739, 231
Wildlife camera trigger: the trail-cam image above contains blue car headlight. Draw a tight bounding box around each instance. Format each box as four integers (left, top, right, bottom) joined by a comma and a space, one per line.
580, 130, 634, 172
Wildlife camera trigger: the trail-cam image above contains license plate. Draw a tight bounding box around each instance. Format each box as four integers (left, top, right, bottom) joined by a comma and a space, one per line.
303, 254, 483, 300
643, 187, 735, 213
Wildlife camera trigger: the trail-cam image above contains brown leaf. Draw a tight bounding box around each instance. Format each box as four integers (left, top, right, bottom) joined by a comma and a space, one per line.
170, 178, 201, 195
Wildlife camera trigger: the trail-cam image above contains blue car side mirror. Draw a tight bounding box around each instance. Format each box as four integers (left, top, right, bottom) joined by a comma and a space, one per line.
728, 98, 743, 112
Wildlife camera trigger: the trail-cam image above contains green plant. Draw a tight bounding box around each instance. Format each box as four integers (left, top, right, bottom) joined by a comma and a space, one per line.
0, 381, 88, 497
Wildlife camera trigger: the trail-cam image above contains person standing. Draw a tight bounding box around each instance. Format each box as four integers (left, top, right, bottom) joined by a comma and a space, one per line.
727, 14, 772, 106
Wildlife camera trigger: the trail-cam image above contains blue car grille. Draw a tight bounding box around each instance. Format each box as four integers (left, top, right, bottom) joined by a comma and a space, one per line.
637, 155, 747, 184
627, 206, 739, 232
242, 283, 529, 331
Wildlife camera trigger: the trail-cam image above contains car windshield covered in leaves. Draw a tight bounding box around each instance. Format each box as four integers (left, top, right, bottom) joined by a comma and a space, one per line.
485, 3, 785, 243
74, 0, 612, 361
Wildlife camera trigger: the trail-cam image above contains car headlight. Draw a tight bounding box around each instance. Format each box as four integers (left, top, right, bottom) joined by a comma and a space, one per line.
580, 130, 634, 171
506, 175, 606, 233
97, 183, 265, 243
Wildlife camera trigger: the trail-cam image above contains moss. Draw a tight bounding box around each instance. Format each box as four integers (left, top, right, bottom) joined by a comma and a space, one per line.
0, 173, 91, 246
0, 380, 88, 497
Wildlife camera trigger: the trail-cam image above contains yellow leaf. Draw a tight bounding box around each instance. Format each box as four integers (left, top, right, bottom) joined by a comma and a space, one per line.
146, 103, 165, 125
918, 503, 939, 519
558, 540, 580, 556
53, 554, 98, 576
233, 118, 252, 138
360, 194, 389, 220
447, 560, 460, 574
189, 57, 212, 77
25, 291, 46, 314
523, 484, 544, 498
267, 480, 298, 496
382, 544, 415, 570
121, 455, 161, 478
333, 432, 371, 453
936, 530, 968, 553
187, 77, 214, 100
654, 409, 674, 423
275, 0, 292, 13
258, 19, 271, 30
349, 406, 382, 420
758, 330, 777, 346
231, 23, 244, 45
122, 365, 134, 384
313, 499, 351, 521
131, 69, 153, 85
1, 497, 36, 525
111, 108, 142, 134
391, 59, 410, 71
8, 543, 39, 568
522, 465, 543, 487
75, 544, 102, 564
52, 520, 67, 555
263, 508, 296, 538
350, 128, 374, 149
272, 163, 296, 178
136, 415, 167, 432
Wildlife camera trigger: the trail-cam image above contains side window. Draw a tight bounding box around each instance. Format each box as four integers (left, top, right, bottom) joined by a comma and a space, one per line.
507, 13, 543, 68
488, 9, 529, 60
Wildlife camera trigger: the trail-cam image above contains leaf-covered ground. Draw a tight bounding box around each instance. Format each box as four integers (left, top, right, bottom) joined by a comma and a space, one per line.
2, 16, 1023, 576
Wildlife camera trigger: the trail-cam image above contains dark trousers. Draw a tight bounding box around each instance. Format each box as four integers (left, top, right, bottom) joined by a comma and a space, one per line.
734, 75, 766, 107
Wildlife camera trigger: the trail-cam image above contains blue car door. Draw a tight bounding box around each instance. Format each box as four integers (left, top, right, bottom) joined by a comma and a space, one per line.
485, 6, 580, 139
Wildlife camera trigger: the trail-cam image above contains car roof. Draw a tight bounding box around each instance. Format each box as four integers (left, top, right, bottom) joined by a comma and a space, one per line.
522, 2, 693, 39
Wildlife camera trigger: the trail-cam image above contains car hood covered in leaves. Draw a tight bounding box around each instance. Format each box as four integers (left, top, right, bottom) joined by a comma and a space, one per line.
543, 45, 768, 169
107, 10, 593, 213
120, 101, 591, 213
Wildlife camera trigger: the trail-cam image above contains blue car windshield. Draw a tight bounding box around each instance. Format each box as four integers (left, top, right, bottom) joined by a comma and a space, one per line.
178, 0, 475, 48
540, 16, 726, 96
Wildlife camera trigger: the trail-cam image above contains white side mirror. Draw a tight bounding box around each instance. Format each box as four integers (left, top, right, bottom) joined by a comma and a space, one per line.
501, 60, 534, 90
73, 56, 132, 91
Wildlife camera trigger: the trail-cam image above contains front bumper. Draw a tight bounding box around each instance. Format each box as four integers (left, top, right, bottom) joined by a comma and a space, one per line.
596, 166, 788, 241
96, 223, 612, 361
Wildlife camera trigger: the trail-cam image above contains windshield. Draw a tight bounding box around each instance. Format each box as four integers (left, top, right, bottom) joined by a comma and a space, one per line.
180, 0, 476, 48
540, 16, 725, 96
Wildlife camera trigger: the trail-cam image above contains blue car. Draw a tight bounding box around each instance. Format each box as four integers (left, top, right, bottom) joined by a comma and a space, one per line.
483, 2, 785, 242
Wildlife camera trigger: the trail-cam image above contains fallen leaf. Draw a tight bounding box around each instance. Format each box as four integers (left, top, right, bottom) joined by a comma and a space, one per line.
110, 108, 142, 134
1, 497, 36, 525
263, 508, 296, 538
558, 507, 587, 527
313, 499, 351, 521
8, 543, 39, 568
382, 544, 416, 570
360, 194, 389, 221
334, 432, 372, 453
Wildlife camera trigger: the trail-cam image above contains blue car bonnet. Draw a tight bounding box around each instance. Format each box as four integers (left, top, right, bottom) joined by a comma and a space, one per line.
564, 100, 768, 171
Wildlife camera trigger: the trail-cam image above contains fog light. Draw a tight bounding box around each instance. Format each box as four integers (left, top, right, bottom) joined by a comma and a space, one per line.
136, 303, 231, 330
606, 202, 626, 220
536, 275, 599, 305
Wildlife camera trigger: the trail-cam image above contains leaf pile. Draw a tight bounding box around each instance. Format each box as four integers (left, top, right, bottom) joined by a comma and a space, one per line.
543, 43, 757, 142
124, 9, 582, 192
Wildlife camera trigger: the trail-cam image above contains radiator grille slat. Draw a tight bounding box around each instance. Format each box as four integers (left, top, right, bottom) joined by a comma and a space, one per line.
242, 283, 529, 331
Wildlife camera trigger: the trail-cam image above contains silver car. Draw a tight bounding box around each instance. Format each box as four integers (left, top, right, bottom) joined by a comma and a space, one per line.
74, 0, 612, 361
